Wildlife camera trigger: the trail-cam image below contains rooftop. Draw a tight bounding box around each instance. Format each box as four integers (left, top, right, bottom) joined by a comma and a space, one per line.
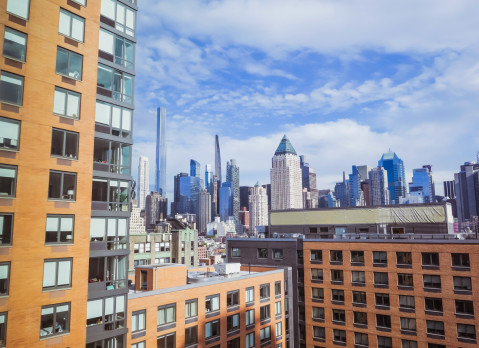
274, 134, 297, 156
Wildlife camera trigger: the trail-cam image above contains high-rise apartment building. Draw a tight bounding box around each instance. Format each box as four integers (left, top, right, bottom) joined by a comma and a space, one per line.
334, 172, 349, 208
271, 135, 302, 210
239, 185, 252, 210
198, 189, 211, 235
249, 183, 269, 236
0, 0, 136, 346
379, 151, 407, 204
138, 155, 149, 210
145, 191, 168, 229
219, 182, 233, 221
369, 166, 390, 206
226, 159, 240, 219
190, 159, 200, 178
409, 165, 436, 203
454, 161, 479, 226
156, 107, 166, 195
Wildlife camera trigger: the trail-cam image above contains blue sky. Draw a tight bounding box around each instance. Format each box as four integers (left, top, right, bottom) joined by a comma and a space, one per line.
132, 0, 479, 200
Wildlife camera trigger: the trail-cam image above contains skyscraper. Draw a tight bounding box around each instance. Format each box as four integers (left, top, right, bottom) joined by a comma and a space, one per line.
219, 182, 233, 221
369, 166, 390, 206
174, 175, 204, 216
249, 183, 269, 236
145, 192, 168, 229
171, 172, 188, 215
443, 180, 456, 199
454, 161, 479, 225
198, 189, 212, 235
240, 186, 252, 210
138, 156, 149, 210
226, 159, 240, 218
205, 164, 213, 191
409, 165, 436, 203
349, 165, 364, 207
215, 134, 222, 184
300, 155, 318, 208
334, 172, 349, 208
156, 107, 166, 195
270, 135, 303, 210
190, 159, 200, 178
378, 151, 406, 204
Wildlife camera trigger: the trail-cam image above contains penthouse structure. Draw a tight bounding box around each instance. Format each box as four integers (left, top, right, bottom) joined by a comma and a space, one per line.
127, 263, 288, 348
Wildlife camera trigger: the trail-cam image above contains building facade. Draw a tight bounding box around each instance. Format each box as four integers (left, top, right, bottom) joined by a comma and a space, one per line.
190, 159, 200, 178
369, 166, 389, 206
249, 183, 269, 236
219, 182, 232, 222
155, 107, 166, 196
443, 180, 456, 199
379, 151, 407, 204
137, 156, 149, 210
409, 165, 436, 204
454, 162, 479, 226
144, 191, 168, 229
271, 135, 303, 210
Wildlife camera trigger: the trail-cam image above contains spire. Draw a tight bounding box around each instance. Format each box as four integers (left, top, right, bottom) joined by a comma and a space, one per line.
274, 134, 297, 155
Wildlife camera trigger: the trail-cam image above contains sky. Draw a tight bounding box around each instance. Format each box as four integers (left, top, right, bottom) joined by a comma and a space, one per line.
132, 0, 479, 201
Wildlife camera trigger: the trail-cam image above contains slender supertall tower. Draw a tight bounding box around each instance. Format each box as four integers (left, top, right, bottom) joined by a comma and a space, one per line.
138, 156, 150, 210
156, 107, 167, 195
226, 159, 240, 219
215, 135, 222, 184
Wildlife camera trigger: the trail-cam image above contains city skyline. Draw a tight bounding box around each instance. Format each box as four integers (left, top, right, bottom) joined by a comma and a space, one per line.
132, 1, 478, 198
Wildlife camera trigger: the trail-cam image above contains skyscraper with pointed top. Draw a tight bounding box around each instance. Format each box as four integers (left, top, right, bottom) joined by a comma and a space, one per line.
156, 107, 167, 195
270, 135, 303, 210
378, 151, 406, 204
215, 135, 222, 184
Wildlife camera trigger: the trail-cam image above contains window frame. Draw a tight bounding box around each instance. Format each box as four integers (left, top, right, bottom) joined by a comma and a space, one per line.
452, 253, 470, 268
91, 177, 130, 211
0, 116, 21, 151
259, 283, 270, 300
100, 0, 136, 36
40, 302, 70, 338
6, 0, 31, 20
226, 290, 239, 308
0, 71, 24, 106
257, 248, 268, 259
95, 100, 132, 138
42, 258, 72, 290
260, 304, 270, 322
97, 64, 133, 103
0, 213, 13, 246
48, 170, 77, 201
205, 294, 220, 313
131, 310, 145, 333
58, 8, 85, 43
260, 325, 271, 343
56, 46, 83, 81
373, 251, 387, 265
0, 262, 10, 297
53, 86, 81, 120
185, 325, 198, 347
3, 26, 27, 63
157, 332, 175, 348
423, 274, 441, 290
45, 214, 74, 245
51, 128, 79, 160
0, 312, 6, 346
272, 248, 283, 259
226, 313, 240, 332
245, 286, 254, 303
231, 247, 240, 257
205, 319, 220, 339
185, 299, 198, 319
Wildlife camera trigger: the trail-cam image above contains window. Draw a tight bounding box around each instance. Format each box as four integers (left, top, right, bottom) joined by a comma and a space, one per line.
227, 313, 239, 332
51, 129, 78, 159
184, 325, 198, 346
99, 29, 134, 69
311, 250, 322, 262
352, 291, 366, 305
258, 248, 268, 258
157, 304, 175, 327
353, 311, 367, 325
0, 71, 24, 106
131, 342, 145, 348
330, 250, 342, 263
0, 214, 13, 246
48, 170, 76, 201
399, 295, 415, 310
0, 263, 10, 296
331, 269, 343, 282
0, 117, 20, 151
456, 299, 474, 316
89, 217, 127, 250
227, 337, 240, 348
398, 273, 414, 287
95, 101, 132, 138
311, 269, 323, 281
332, 309, 345, 323
157, 333, 175, 348
245, 332, 255, 348
86, 295, 126, 329
260, 284, 270, 299
452, 253, 470, 268
3, 27, 27, 62
53, 87, 81, 119
427, 345, 445, 348
396, 252, 412, 266
351, 250, 364, 263
185, 299, 197, 319
352, 271, 365, 284
313, 326, 325, 339
40, 302, 70, 337
205, 294, 220, 313
275, 322, 282, 337
423, 274, 441, 290
91, 177, 130, 211
231, 247, 240, 257
205, 319, 220, 339
376, 314, 391, 329
275, 301, 281, 316
373, 251, 387, 265
312, 287, 324, 301
457, 323, 476, 340
227, 290, 239, 307
425, 297, 443, 313
402, 340, 418, 348
374, 272, 389, 286
377, 336, 392, 348
426, 320, 444, 336
131, 310, 145, 332
0, 313, 6, 347
56, 47, 82, 80
6, 0, 30, 20
275, 281, 281, 296
375, 293, 390, 307
45, 215, 74, 244
245, 309, 254, 326
245, 287, 254, 303
333, 329, 346, 343
97, 64, 133, 103
312, 306, 324, 320
454, 276, 472, 291
401, 317, 416, 332
422, 252, 439, 267
43, 258, 72, 290
331, 289, 344, 302
355, 332, 368, 347
100, 0, 136, 36
260, 326, 271, 343
59, 9, 84, 42
71, 0, 86, 5
260, 305, 270, 321
272, 248, 283, 259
